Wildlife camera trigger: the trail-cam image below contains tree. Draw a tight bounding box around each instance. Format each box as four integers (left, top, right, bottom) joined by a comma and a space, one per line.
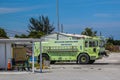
107, 36, 120, 45
28, 31, 45, 38
0, 27, 8, 38
28, 15, 55, 38
107, 36, 114, 44
105, 36, 120, 51
14, 34, 28, 38
81, 27, 97, 36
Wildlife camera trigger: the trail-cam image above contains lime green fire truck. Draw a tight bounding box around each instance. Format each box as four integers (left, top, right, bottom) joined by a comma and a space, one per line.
35, 34, 107, 64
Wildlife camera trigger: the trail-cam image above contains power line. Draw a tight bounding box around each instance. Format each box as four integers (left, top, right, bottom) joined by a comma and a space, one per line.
0, 27, 28, 35
5, 29, 28, 35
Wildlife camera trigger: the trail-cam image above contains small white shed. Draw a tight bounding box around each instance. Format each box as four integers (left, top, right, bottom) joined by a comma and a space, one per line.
0, 42, 12, 69
0, 38, 43, 73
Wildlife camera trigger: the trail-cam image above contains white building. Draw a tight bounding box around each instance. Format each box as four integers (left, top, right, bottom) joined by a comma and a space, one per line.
42, 32, 89, 41
0, 42, 12, 69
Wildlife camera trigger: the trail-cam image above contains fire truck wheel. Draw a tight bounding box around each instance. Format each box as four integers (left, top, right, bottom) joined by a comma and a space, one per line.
88, 60, 95, 64
50, 61, 56, 64
78, 54, 90, 64
38, 53, 50, 63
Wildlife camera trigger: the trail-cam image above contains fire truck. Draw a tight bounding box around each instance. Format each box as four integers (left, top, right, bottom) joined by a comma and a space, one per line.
34, 33, 107, 64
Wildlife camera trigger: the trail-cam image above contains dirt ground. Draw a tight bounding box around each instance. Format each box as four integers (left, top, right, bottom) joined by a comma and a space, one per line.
0, 52, 120, 80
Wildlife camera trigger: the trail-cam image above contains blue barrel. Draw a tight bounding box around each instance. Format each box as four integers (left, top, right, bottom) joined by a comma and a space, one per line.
29, 56, 37, 63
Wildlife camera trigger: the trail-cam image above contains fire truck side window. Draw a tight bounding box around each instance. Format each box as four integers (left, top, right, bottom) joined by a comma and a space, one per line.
89, 41, 92, 47
89, 41, 97, 47
92, 41, 96, 47
85, 41, 88, 47
96, 41, 98, 47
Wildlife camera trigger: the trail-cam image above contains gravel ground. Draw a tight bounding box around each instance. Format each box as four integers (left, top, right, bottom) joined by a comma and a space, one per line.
0, 53, 120, 80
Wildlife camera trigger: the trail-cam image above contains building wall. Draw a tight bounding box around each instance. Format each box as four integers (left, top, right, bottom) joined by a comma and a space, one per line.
43, 33, 72, 41
0, 43, 12, 69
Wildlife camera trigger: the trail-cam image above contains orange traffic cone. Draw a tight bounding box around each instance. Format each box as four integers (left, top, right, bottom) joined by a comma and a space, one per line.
7, 59, 11, 70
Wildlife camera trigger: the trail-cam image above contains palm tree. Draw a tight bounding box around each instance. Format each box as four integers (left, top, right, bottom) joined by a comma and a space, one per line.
81, 27, 97, 36
28, 15, 55, 38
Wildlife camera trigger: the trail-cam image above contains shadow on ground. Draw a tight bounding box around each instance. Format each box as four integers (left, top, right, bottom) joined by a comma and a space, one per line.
53, 62, 120, 65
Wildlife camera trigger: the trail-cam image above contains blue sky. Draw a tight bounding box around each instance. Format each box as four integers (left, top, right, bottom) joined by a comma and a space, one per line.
0, 0, 120, 39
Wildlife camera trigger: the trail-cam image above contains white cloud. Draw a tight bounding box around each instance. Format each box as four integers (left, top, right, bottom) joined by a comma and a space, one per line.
0, 5, 49, 14
93, 13, 120, 18
91, 22, 120, 28
96, 1, 120, 5
63, 21, 120, 32
0, 7, 23, 14
94, 13, 111, 17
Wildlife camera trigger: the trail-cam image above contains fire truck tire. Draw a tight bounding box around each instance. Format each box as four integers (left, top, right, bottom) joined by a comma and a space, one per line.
50, 61, 56, 64
38, 53, 50, 63
78, 54, 90, 64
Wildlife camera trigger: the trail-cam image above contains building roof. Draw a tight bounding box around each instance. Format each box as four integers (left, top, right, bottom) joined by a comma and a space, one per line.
0, 38, 43, 43
41, 32, 91, 41
59, 33, 89, 38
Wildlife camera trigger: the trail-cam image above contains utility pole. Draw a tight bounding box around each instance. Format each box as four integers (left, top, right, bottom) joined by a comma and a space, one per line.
61, 24, 63, 33
57, 0, 60, 40
100, 31, 102, 36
